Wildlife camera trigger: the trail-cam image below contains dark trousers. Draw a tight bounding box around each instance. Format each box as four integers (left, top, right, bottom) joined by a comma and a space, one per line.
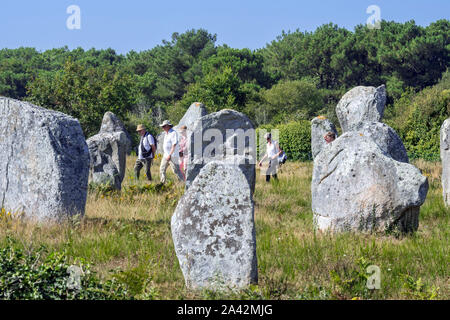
134, 158, 153, 181
266, 160, 278, 182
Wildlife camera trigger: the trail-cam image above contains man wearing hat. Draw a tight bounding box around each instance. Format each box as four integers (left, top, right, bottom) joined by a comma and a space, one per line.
159, 120, 184, 183
134, 124, 156, 181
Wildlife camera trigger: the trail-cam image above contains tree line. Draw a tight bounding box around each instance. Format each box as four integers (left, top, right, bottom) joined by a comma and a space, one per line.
0, 19, 448, 157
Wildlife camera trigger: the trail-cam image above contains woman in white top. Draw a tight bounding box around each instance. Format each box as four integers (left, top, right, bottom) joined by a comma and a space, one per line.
258, 133, 283, 182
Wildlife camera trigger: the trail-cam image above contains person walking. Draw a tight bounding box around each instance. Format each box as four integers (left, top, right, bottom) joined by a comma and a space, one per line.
258, 133, 283, 182
178, 125, 189, 181
134, 124, 156, 181
159, 120, 184, 183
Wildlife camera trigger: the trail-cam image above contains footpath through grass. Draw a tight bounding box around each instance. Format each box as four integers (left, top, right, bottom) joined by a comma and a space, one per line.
0, 157, 448, 299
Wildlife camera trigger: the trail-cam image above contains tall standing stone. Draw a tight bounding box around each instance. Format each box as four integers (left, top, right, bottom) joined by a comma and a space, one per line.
0, 97, 89, 220
336, 85, 386, 132
172, 161, 258, 290
311, 116, 338, 159
440, 118, 450, 206
185, 109, 256, 193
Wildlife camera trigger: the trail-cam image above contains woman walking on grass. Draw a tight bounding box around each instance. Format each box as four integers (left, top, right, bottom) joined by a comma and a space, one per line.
258, 132, 283, 182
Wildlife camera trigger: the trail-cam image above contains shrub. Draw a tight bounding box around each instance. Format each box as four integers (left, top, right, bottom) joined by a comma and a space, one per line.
257, 120, 311, 161
385, 70, 450, 160
0, 241, 130, 300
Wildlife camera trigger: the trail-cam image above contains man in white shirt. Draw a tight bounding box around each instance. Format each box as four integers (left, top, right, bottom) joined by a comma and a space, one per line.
159, 120, 184, 184
134, 124, 156, 181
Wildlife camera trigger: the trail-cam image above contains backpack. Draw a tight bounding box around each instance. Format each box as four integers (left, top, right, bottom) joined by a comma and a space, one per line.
278, 151, 287, 164
140, 132, 157, 158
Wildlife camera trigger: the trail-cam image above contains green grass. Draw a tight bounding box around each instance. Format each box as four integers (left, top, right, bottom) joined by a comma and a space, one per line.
0, 158, 448, 299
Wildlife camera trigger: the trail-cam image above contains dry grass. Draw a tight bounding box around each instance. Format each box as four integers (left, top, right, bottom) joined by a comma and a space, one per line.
0, 157, 448, 299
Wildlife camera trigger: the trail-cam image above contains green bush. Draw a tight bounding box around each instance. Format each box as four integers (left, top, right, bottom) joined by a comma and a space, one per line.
0, 241, 130, 300
385, 70, 450, 160
257, 120, 311, 161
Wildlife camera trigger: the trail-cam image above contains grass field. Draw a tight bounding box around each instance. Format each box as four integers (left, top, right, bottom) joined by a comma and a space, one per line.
0, 157, 448, 299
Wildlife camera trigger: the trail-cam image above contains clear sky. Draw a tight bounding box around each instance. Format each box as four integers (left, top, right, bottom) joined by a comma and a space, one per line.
1, 0, 449, 54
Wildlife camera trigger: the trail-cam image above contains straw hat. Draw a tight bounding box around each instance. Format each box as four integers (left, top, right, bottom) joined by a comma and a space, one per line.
136, 124, 146, 132
159, 120, 173, 127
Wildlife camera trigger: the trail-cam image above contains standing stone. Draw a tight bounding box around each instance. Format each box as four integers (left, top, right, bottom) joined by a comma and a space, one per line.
99, 112, 132, 154
0, 97, 89, 220
171, 161, 258, 290
311, 132, 428, 233
185, 109, 256, 193
336, 85, 386, 132
156, 102, 208, 156
311, 116, 338, 159
353, 122, 409, 163
87, 131, 128, 190
440, 119, 450, 206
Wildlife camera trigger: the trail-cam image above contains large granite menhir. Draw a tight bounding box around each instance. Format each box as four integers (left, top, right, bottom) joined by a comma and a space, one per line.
312, 132, 428, 233
0, 97, 89, 220
186, 109, 256, 193
172, 161, 258, 290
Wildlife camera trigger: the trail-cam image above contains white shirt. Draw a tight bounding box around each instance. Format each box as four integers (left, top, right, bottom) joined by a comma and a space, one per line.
138, 133, 155, 160
267, 140, 280, 159
163, 128, 179, 156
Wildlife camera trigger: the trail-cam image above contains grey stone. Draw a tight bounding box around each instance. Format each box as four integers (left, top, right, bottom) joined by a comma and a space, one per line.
440, 118, 450, 206
171, 161, 258, 290
353, 121, 409, 163
336, 85, 387, 132
0, 97, 89, 220
87, 131, 128, 190
311, 116, 338, 159
185, 109, 256, 193
99, 112, 132, 154
311, 132, 428, 233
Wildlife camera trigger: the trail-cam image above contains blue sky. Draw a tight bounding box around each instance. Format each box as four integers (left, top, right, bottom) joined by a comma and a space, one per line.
1, 0, 449, 54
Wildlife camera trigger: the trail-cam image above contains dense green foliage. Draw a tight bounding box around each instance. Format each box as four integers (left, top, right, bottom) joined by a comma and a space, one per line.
0, 20, 448, 151
0, 240, 129, 299
385, 71, 450, 160
258, 121, 312, 161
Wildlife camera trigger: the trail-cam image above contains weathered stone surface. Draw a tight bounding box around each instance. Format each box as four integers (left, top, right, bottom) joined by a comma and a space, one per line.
171, 161, 258, 290
99, 112, 132, 154
156, 102, 208, 156
440, 118, 450, 206
353, 121, 408, 163
0, 97, 89, 220
185, 109, 256, 193
178, 102, 208, 129
87, 131, 128, 190
311, 116, 338, 159
311, 132, 428, 233
336, 85, 387, 132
